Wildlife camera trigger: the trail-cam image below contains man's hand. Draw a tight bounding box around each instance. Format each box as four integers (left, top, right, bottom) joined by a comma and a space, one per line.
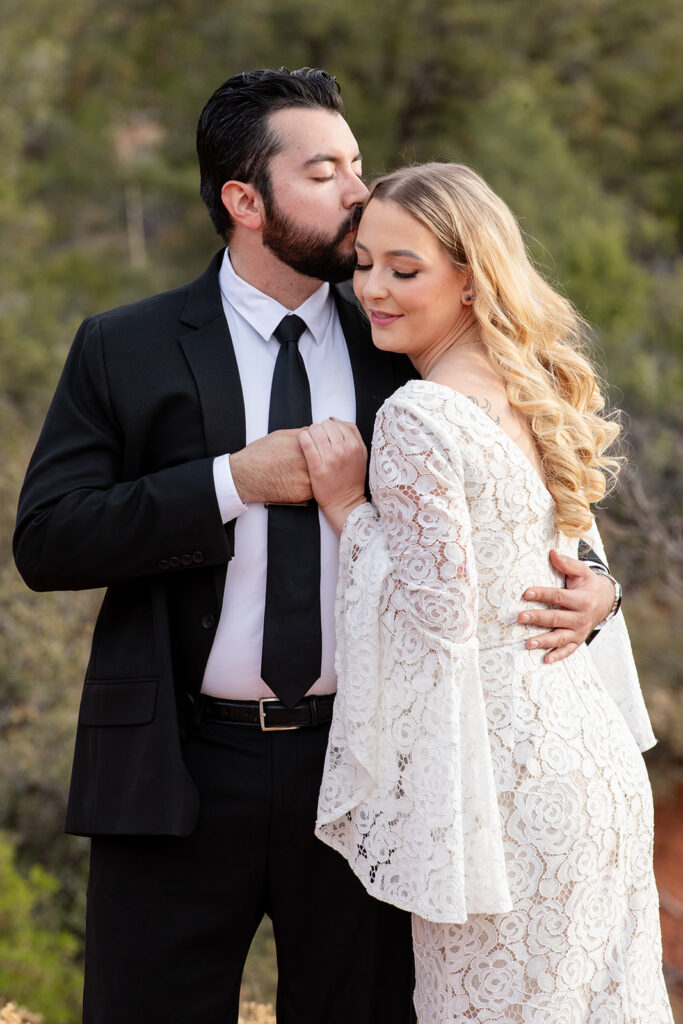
229, 429, 313, 505
518, 549, 616, 664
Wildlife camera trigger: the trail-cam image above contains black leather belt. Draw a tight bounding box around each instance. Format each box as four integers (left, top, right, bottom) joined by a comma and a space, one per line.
196, 693, 336, 731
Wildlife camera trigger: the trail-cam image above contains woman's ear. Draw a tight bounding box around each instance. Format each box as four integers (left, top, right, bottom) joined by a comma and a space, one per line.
220, 180, 264, 232
461, 275, 475, 305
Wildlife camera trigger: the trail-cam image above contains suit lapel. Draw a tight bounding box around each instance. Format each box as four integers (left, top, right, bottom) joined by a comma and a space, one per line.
178, 251, 246, 459
178, 251, 246, 607
179, 317, 246, 459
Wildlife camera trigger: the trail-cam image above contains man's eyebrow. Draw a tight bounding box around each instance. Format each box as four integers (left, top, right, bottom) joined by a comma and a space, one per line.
302, 152, 362, 167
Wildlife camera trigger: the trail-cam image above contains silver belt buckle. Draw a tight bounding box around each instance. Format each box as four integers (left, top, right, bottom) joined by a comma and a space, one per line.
258, 697, 300, 732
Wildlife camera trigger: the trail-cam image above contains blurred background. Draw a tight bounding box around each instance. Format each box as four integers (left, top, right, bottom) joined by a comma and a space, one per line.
0, 0, 681, 1020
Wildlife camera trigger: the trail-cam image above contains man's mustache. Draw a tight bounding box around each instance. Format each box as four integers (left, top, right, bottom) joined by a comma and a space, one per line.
334, 204, 363, 242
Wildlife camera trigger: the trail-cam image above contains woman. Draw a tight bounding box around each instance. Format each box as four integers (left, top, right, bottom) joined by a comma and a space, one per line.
299, 164, 672, 1022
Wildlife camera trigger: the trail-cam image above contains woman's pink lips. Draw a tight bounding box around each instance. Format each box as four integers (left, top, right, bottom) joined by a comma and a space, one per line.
369, 310, 403, 327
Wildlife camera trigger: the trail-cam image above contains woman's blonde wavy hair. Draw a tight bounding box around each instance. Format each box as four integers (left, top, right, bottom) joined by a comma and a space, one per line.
367, 162, 621, 537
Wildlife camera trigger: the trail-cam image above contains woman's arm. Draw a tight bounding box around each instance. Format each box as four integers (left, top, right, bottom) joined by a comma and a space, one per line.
313, 395, 510, 922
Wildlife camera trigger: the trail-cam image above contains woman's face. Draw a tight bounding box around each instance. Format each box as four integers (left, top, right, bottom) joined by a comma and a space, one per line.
353, 198, 471, 368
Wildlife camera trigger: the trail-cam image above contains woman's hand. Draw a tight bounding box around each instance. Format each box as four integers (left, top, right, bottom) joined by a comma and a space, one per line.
299, 418, 368, 536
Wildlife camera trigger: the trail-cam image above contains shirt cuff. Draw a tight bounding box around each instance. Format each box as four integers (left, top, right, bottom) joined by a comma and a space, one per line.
213, 454, 248, 524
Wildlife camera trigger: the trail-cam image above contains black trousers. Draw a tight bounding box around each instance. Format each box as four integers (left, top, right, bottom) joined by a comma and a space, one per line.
83, 716, 415, 1024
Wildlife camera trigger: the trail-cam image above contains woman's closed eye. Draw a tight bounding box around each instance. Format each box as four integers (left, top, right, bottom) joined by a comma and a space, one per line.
354, 263, 419, 280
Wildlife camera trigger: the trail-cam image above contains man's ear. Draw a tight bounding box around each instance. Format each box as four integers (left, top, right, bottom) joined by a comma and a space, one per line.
220, 180, 264, 232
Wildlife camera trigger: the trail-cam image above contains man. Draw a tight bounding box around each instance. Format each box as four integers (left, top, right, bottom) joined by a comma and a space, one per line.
13, 68, 620, 1024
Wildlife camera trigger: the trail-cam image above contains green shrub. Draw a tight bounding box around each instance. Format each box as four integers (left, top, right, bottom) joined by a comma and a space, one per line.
0, 834, 81, 1024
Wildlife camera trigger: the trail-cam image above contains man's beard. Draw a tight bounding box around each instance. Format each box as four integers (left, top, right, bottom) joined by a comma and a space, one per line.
261, 192, 362, 283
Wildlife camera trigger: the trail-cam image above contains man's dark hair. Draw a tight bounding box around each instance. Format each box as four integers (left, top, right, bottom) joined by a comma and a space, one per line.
197, 67, 344, 240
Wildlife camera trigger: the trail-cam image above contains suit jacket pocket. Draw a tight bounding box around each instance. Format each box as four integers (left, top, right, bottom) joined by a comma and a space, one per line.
79, 678, 159, 726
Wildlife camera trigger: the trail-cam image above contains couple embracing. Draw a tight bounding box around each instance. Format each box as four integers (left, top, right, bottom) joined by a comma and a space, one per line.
14, 67, 672, 1023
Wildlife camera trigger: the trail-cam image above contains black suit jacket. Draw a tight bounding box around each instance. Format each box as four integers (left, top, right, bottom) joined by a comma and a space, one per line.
13, 252, 413, 836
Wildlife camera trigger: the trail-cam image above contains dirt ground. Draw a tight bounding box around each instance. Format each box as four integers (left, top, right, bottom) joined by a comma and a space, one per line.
655, 787, 683, 1021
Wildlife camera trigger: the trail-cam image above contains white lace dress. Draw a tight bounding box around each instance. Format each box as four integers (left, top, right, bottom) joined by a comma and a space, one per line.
315, 380, 672, 1024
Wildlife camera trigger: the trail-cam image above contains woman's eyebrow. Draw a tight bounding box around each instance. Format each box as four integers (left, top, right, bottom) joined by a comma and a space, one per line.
386, 249, 424, 260
354, 242, 424, 260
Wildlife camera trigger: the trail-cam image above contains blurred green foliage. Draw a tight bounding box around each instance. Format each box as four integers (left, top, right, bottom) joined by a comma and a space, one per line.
1, 0, 681, 1019
0, 833, 82, 1022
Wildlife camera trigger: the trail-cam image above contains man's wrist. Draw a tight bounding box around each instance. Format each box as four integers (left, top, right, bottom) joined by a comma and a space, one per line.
229, 448, 272, 505
594, 572, 622, 628
585, 572, 622, 646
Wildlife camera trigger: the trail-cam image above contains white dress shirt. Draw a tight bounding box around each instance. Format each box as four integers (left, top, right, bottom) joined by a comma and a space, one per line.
200, 250, 357, 700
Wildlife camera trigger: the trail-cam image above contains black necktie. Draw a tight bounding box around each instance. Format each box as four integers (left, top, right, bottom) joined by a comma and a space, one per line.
261, 315, 322, 708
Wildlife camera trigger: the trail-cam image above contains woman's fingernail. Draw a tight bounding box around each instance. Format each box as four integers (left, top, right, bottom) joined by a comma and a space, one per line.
528, 640, 538, 649
520, 613, 530, 623
526, 590, 536, 599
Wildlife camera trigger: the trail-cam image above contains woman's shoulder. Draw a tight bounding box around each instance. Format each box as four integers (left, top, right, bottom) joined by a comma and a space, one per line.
375, 381, 484, 468
382, 379, 479, 432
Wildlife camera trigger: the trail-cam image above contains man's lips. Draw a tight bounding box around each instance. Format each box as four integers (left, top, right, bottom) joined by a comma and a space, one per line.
368, 309, 404, 326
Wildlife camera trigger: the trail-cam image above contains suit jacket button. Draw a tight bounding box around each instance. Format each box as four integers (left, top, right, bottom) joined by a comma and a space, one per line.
180, 553, 193, 567
158, 559, 170, 570
192, 550, 204, 564
201, 612, 216, 630
169, 556, 181, 568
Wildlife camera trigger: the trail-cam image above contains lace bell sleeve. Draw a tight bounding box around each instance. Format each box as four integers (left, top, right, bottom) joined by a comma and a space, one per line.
315, 394, 513, 923
581, 521, 656, 752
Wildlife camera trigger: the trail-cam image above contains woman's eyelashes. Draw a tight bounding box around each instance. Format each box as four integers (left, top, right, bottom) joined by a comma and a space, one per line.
353, 263, 419, 280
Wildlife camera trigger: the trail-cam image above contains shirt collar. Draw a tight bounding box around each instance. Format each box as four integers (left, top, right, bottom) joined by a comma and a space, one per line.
218, 249, 333, 346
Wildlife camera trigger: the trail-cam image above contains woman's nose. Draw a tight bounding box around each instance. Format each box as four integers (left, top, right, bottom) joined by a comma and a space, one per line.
362, 267, 389, 303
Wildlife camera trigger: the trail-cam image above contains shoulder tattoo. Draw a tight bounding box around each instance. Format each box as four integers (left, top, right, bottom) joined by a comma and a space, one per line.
467, 395, 500, 425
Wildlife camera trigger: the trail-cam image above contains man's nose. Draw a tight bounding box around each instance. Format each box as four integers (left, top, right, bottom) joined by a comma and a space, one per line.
344, 174, 369, 208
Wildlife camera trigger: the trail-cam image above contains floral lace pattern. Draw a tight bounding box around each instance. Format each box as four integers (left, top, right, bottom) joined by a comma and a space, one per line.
315, 380, 671, 1023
